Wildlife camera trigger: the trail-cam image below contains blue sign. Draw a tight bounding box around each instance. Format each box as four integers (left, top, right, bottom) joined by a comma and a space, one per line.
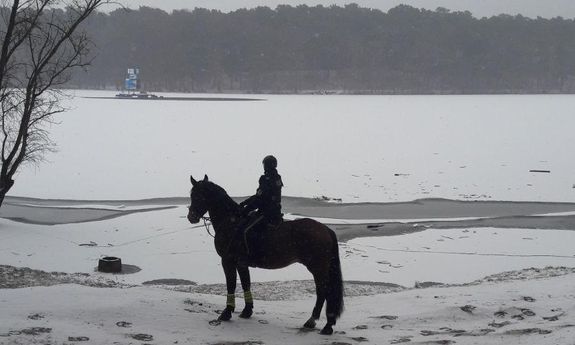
125, 78, 137, 90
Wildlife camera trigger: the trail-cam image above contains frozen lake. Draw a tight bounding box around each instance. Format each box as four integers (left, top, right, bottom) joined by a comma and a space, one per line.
11, 90, 575, 202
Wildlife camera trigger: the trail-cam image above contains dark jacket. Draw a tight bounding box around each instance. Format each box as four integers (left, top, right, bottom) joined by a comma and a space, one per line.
241, 169, 283, 224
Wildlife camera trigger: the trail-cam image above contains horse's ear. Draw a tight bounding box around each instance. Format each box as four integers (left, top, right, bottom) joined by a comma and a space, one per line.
190, 175, 198, 186
203, 174, 209, 182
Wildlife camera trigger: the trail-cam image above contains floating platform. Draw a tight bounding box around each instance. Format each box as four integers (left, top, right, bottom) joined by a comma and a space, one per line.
84, 95, 265, 102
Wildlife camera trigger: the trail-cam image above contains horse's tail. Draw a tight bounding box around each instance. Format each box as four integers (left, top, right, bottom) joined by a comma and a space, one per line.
326, 228, 344, 321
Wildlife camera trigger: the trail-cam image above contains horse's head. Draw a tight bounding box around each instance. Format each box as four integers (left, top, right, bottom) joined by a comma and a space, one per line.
187, 174, 210, 224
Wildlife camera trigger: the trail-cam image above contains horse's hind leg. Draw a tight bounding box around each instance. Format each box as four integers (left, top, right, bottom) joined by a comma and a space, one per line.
237, 265, 253, 319
304, 270, 327, 329
218, 258, 237, 321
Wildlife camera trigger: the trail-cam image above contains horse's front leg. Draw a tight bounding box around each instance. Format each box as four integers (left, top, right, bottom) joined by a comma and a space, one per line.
237, 265, 253, 318
218, 258, 237, 321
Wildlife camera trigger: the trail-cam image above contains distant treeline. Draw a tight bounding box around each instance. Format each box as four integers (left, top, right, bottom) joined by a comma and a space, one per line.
70, 4, 575, 94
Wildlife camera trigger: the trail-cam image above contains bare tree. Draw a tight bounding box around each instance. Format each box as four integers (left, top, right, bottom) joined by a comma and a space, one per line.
0, 0, 109, 207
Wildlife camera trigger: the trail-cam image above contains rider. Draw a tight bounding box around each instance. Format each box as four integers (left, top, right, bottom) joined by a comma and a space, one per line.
239, 155, 284, 226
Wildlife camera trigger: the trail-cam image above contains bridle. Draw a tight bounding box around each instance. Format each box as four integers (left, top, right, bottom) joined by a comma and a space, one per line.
189, 182, 238, 240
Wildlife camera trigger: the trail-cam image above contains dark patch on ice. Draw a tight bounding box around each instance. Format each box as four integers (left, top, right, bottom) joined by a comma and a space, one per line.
7, 196, 575, 240
0, 201, 177, 225
352, 325, 368, 330
116, 321, 132, 328
142, 278, 196, 285
390, 337, 412, 344
350, 336, 369, 342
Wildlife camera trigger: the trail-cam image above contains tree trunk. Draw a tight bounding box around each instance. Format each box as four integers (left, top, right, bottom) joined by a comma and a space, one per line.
0, 177, 14, 208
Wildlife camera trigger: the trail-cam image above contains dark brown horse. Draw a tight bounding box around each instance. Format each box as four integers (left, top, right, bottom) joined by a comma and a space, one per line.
187, 175, 344, 335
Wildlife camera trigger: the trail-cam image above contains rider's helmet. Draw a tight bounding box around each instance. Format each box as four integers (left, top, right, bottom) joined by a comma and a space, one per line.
262, 155, 278, 172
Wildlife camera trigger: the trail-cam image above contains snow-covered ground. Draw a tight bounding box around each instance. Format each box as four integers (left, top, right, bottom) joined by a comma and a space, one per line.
2, 92, 575, 344
1, 196, 575, 344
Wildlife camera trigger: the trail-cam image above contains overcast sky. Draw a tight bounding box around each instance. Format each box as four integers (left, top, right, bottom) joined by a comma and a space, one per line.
113, 0, 575, 19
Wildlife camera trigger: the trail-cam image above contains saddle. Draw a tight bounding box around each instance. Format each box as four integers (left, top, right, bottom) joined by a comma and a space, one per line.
241, 213, 284, 257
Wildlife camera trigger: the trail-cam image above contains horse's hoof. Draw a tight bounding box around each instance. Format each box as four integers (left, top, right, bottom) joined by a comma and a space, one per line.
303, 318, 316, 329
320, 325, 334, 335
218, 307, 233, 321
239, 306, 253, 319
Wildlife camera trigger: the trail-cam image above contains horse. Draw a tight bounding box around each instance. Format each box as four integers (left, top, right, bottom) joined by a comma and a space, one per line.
187, 175, 344, 335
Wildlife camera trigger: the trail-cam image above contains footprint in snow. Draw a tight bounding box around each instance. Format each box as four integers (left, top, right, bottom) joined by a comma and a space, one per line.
27, 313, 45, 320
208, 319, 222, 326
460, 305, 476, 313
521, 308, 536, 316
494, 310, 507, 318
68, 336, 90, 342
369, 315, 398, 320
116, 321, 132, 328
128, 333, 154, 341
19, 327, 52, 336
543, 312, 565, 321
504, 328, 552, 335
420, 329, 465, 336
488, 321, 511, 328
0, 328, 52, 337
453, 328, 495, 337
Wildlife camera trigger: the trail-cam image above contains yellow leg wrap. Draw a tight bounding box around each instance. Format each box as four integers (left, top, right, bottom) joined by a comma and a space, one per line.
244, 291, 253, 304
226, 294, 235, 308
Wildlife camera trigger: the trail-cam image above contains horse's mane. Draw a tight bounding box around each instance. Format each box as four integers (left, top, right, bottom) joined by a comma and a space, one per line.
203, 181, 238, 207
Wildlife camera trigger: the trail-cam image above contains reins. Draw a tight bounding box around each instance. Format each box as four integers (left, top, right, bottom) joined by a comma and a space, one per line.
202, 216, 215, 238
